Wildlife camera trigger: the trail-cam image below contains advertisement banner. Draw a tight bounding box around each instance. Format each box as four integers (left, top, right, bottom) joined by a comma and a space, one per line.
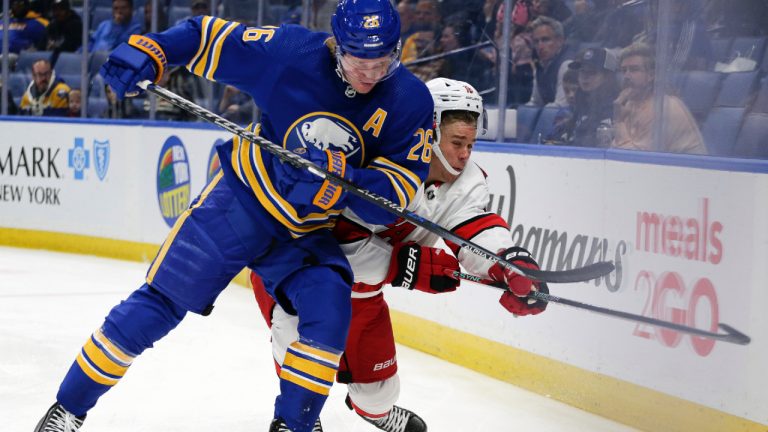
385, 149, 767, 423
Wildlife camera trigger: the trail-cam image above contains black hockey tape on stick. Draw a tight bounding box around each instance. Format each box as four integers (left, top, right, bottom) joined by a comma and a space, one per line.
136, 80, 614, 284
451, 270, 751, 345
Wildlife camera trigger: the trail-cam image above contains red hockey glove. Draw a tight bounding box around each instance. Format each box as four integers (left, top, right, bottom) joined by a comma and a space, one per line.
488, 247, 548, 316
385, 242, 460, 294
499, 281, 548, 316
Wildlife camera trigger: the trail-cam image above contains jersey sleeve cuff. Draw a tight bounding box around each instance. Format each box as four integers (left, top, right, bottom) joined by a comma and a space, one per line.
128, 35, 168, 83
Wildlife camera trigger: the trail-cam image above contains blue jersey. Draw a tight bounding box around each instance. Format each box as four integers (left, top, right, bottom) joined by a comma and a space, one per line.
148, 17, 434, 236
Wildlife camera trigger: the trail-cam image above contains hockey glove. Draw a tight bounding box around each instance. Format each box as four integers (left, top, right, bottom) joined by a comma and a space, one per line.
100, 35, 167, 100
271, 147, 352, 210
488, 247, 548, 316
384, 242, 460, 294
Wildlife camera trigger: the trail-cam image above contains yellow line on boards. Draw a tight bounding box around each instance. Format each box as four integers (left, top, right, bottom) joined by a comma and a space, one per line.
0, 228, 251, 287
389, 309, 766, 432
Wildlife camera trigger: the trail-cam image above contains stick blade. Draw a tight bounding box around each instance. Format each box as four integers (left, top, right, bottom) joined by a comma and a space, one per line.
718, 323, 751, 345
524, 261, 616, 284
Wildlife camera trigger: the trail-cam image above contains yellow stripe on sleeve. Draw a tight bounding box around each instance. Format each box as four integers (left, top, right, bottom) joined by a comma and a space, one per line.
82, 339, 130, 377
238, 140, 339, 234
187, 16, 213, 72
379, 170, 407, 207
279, 369, 332, 396
76, 354, 120, 386
192, 18, 228, 77
372, 166, 416, 201
93, 329, 134, 365
282, 353, 337, 383
292, 341, 342, 364
205, 22, 239, 80
371, 157, 422, 188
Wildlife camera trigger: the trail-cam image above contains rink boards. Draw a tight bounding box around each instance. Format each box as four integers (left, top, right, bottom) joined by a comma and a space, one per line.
1, 117, 766, 432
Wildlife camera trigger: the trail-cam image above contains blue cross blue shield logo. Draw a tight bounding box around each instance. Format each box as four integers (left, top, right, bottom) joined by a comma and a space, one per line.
93, 140, 110, 181
68, 137, 90, 180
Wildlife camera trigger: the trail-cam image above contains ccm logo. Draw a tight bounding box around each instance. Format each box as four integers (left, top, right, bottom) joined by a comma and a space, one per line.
401, 247, 418, 289
373, 357, 397, 371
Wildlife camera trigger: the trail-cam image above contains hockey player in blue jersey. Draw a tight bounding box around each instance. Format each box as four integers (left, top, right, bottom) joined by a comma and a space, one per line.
34, 1, 434, 432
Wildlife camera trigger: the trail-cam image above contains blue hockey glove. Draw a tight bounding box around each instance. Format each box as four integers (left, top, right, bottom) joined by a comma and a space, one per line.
100, 35, 167, 100
271, 147, 353, 210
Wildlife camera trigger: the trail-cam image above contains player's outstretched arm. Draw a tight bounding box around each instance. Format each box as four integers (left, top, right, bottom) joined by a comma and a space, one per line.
102, 16, 284, 100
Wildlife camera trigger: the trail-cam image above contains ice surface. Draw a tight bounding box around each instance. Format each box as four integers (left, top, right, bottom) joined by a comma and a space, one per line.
0, 246, 637, 431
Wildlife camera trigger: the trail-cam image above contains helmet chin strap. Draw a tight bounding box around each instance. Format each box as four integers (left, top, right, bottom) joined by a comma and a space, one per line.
334, 52, 357, 98
432, 139, 461, 176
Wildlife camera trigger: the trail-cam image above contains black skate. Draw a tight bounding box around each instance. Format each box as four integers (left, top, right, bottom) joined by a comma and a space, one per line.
358, 405, 427, 432
345, 396, 427, 432
268, 417, 323, 432
34, 403, 85, 432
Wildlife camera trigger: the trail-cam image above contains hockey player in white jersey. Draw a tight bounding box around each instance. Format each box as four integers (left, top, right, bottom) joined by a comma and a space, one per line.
252, 78, 549, 432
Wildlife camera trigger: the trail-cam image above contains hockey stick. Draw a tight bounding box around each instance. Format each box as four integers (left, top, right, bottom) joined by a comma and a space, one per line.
137, 80, 613, 284
451, 270, 751, 345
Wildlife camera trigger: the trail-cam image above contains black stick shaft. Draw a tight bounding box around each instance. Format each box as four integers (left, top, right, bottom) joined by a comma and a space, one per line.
137, 80, 614, 284
451, 270, 751, 345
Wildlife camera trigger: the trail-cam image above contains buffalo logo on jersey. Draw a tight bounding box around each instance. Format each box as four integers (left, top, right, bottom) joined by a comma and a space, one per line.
284, 113, 365, 167
156, 136, 191, 227
363, 15, 381, 29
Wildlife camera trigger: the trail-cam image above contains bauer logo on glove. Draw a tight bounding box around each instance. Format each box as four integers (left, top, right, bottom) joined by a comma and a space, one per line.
385, 242, 460, 294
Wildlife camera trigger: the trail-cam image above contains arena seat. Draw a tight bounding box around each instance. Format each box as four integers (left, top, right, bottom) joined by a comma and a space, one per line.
700, 107, 746, 156
678, 71, 722, 122
713, 70, 759, 108
515, 105, 541, 143
732, 112, 768, 158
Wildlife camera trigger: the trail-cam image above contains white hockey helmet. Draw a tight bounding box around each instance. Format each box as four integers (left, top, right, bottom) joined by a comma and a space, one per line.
426, 77, 486, 175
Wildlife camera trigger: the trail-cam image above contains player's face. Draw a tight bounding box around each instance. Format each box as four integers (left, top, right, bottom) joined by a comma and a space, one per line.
437, 120, 476, 176
340, 54, 393, 94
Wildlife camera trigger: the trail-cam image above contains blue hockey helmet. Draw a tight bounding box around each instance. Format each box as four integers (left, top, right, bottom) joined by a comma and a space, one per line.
331, 0, 401, 59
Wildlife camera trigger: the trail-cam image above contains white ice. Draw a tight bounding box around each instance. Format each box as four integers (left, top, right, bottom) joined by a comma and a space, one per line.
0, 246, 637, 431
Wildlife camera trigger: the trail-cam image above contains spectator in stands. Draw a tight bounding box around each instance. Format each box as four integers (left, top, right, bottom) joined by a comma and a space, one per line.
483, 29, 535, 107
479, 0, 502, 43
397, 1, 417, 40
20, 59, 70, 116
144, 66, 193, 121
635, 1, 711, 71
612, 43, 706, 154
66, 88, 80, 117
527, 16, 571, 107
437, 19, 493, 91
704, 0, 768, 38
567, 47, 620, 147
173, 0, 209, 26
410, 0, 441, 32
563, 0, 600, 44
88, 0, 141, 52
47, 0, 82, 57
0, 79, 20, 115
592, 0, 644, 49
0, 0, 49, 55
218, 84, 255, 125
402, 0, 443, 71
530, 0, 572, 23
104, 84, 140, 119
543, 68, 578, 143
142, 0, 167, 34
402, 0, 443, 84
